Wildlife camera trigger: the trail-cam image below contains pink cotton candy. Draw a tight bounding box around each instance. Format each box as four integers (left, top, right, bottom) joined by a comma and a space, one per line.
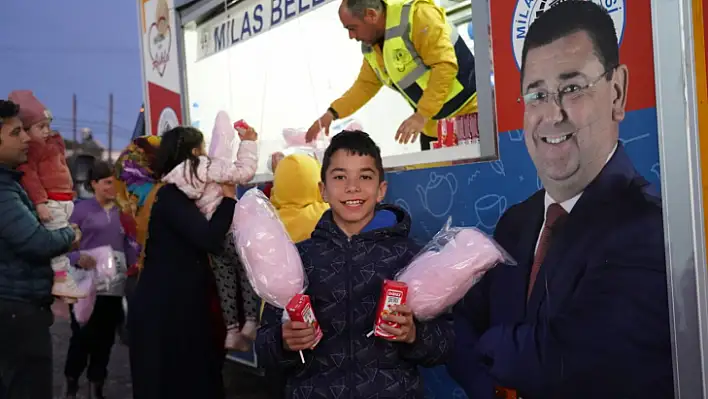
232, 188, 306, 308
209, 111, 236, 161
396, 226, 515, 321
72, 279, 97, 325
83, 246, 118, 283
71, 245, 117, 325
282, 128, 309, 148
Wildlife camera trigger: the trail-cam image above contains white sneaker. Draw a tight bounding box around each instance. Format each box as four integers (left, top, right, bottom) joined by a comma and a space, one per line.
52, 271, 88, 299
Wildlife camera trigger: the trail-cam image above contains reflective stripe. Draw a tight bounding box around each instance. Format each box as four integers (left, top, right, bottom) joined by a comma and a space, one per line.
361, 43, 391, 84
385, 2, 411, 38
391, 3, 427, 90
397, 63, 428, 88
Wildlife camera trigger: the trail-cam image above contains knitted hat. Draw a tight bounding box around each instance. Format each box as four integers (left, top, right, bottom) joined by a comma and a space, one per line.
7, 90, 52, 128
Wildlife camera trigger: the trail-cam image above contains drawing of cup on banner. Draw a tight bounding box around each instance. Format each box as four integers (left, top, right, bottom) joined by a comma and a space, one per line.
148, 0, 172, 77
416, 172, 458, 218
474, 194, 507, 230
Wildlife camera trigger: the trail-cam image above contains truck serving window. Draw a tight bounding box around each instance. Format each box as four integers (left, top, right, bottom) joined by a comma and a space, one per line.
180, 0, 496, 182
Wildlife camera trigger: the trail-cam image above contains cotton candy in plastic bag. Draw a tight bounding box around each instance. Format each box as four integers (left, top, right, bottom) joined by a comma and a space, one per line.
330, 117, 363, 135
282, 128, 311, 148
72, 277, 97, 326
71, 245, 118, 325
232, 188, 307, 309
209, 111, 237, 161
395, 218, 516, 321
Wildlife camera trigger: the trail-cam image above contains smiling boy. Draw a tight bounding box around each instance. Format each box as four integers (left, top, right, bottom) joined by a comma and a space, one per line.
256, 130, 454, 399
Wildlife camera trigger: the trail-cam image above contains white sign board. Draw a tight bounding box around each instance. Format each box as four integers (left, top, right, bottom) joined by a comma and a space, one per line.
196, 0, 336, 60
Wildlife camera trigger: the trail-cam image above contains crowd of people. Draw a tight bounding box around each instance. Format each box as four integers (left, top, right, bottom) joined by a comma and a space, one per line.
0, 1, 675, 399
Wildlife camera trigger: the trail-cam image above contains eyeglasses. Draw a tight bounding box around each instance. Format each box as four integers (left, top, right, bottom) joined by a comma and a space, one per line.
518, 67, 616, 109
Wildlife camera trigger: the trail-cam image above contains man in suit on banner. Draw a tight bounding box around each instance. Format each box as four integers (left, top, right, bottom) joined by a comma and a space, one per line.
448, 2, 674, 398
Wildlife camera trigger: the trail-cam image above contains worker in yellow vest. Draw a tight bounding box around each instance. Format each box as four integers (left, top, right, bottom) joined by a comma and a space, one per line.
304, 0, 478, 150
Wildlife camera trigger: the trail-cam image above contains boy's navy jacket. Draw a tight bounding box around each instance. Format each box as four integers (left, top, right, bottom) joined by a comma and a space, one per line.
256, 204, 454, 399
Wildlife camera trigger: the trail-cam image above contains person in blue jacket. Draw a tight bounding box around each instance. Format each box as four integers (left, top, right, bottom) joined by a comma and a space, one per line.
256, 130, 454, 398
448, 2, 673, 398
0, 99, 78, 399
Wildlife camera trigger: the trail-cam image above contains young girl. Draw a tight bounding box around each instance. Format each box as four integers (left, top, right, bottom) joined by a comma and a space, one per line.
162, 124, 260, 350
64, 160, 139, 399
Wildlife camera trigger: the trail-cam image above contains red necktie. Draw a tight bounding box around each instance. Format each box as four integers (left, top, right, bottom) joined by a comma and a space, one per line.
527, 203, 568, 300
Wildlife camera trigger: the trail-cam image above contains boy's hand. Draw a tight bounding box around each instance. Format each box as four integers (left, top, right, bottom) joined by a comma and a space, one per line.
36, 203, 53, 222
77, 254, 96, 270
380, 304, 417, 344
237, 126, 258, 142
282, 321, 317, 351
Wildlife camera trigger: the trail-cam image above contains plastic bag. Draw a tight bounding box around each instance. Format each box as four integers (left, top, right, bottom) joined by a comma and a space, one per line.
232, 188, 307, 309
91, 246, 119, 289
209, 111, 237, 161
282, 128, 310, 148
73, 278, 97, 326
70, 245, 123, 324
330, 117, 363, 135
395, 218, 516, 321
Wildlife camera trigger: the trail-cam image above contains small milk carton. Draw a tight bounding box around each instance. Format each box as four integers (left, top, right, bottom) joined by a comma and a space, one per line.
286, 294, 323, 348
374, 280, 409, 338
233, 119, 251, 130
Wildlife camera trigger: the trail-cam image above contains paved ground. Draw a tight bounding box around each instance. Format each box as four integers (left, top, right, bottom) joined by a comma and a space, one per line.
51, 317, 271, 399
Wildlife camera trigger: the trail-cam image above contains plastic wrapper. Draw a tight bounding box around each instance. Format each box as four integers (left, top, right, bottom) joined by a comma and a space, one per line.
395, 218, 516, 321
70, 245, 119, 325
282, 128, 310, 148
72, 277, 97, 325
209, 111, 236, 161
329, 117, 363, 135
232, 188, 307, 309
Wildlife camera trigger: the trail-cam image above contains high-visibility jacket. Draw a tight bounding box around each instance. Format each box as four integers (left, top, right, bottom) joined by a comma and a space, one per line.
361, 0, 477, 120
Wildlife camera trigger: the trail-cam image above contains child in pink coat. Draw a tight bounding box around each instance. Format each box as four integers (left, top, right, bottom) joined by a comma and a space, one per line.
9, 90, 86, 302
162, 125, 259, 350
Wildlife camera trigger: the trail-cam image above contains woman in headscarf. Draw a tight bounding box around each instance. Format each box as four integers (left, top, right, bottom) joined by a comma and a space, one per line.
113, 135, 162, 272
128, 126, 235, 398
112, 135, 162, 345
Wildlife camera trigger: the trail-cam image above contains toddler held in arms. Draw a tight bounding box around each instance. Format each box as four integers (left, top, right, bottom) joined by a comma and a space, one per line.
10, 90, 86, 302
162, 124, 260, 350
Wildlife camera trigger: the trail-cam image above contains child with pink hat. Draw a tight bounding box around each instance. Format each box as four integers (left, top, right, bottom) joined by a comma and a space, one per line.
8, 90, 87, 301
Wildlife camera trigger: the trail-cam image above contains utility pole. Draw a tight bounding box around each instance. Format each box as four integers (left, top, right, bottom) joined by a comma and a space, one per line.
108, 93, 114, 162
72, 94, 77, 143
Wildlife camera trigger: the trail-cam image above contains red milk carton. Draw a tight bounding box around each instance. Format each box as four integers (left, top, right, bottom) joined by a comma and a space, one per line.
233, 119, 251, 130
286, 294, 323, 348
374, 280, 409, 338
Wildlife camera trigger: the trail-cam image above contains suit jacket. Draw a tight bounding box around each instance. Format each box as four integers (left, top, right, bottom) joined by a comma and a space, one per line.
449, 144, 674, 399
